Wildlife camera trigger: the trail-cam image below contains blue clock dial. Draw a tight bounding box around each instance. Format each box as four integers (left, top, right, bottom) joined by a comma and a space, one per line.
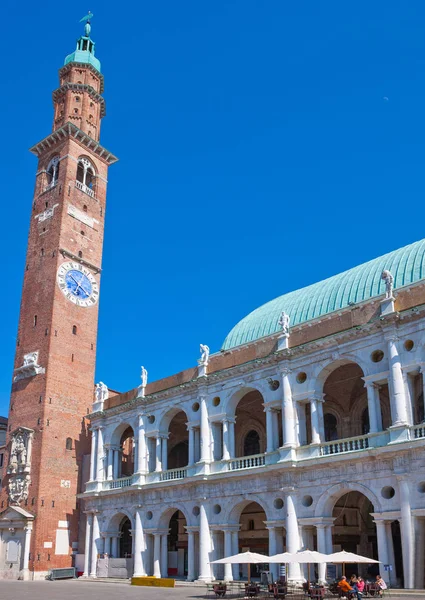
65, 269, 93, 299
57, 261, 99, 307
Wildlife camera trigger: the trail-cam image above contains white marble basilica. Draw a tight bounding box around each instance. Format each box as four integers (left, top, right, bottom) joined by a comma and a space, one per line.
82, 238, 425, 588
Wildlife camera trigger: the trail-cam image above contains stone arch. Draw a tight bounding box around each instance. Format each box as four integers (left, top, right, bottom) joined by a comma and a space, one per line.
157, 504, 191, 529
106, 510, 135, 530
158, 406, 189, 433
108, 421, 136, 447
315, 481, 382, 518
226, 495, 271, 524
313, 355, 370, 395
227, 386, 265, 417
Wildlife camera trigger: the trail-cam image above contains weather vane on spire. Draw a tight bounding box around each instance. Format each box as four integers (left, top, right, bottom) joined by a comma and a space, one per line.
80, 11, 94, 37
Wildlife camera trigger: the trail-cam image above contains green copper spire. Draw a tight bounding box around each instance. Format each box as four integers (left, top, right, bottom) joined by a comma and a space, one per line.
64, 12, 101, 73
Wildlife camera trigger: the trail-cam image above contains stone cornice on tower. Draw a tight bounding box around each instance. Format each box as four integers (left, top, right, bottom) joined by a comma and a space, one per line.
53, 83, 106, 118
59, 63, 105, 94
29, 122, 118, 165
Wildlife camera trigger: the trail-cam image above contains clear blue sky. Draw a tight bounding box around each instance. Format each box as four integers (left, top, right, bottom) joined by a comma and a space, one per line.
1, 1, 425, 414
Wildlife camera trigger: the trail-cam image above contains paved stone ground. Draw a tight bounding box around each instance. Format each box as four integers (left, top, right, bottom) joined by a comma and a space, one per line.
0, 581, 425, 600
0, 580, 204, 600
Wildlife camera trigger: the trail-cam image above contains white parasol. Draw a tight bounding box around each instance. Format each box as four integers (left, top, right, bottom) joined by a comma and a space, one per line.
327, 550, 380, 577
211, 551, 270, 583
268, 550, 330, 583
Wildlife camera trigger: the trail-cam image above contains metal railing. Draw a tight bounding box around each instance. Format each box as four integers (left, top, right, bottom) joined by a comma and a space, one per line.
75, 179, 95, 198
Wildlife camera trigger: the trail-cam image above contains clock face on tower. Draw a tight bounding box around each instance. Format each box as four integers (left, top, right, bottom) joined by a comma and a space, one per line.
57, 261, 99, 307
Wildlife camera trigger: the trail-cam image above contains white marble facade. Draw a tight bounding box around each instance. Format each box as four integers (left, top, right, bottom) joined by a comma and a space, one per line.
82, 310, 425, 588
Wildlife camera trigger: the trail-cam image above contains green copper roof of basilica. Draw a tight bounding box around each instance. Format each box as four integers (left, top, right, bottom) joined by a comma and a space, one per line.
64, 13, 101, 73
222, 238, 425, 350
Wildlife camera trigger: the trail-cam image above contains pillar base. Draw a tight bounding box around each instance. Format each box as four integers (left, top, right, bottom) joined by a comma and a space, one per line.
197, 576, 213, 582
388, 424, 410, 444
380, 296, 395, 316
278, 444, 297, 462
277, 334, 289, 352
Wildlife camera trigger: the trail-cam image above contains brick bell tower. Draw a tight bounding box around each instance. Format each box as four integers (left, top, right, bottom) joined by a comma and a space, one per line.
0, 14, 117, 579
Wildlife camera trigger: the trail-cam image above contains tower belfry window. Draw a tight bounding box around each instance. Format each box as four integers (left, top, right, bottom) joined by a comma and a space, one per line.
46, 156, 60, 189
76, 157, 96, 191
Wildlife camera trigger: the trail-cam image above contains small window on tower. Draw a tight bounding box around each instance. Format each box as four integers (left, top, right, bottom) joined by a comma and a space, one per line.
83, 205, 88, 212
90, 102, 94, 107
34, 315, 37, 327
66, 438, 73, 450
72, 325, 77, 335
74, 108, 79, 114
89, 114, 93, 120
78, 251, 83, 258
75, 96, 81, 102
41, 248, 44, 256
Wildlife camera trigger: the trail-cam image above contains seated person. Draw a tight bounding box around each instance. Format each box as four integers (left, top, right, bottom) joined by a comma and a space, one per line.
376, 575, 387, 595
357, 578, 365, 597
338, 576, 353, 598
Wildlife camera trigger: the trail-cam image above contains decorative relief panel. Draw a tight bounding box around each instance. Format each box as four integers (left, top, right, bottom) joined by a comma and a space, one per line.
7, 427, 34, 505
13, 351, 45, 382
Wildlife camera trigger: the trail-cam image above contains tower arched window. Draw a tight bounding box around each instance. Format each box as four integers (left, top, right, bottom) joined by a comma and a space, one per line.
46, 156, 60, 189
76, 157, 96, 192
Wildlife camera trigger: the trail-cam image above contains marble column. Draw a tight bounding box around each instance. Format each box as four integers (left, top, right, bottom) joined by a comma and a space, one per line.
106, 446, 114, 480
22, 525, 32, 579
111, 535, 119, 558
188, 426, 195, 466
228, 420, 236, 458
104, 536, 111, 556
113, 448, 120, 479
316, 524, 327, 583
414, 517, 425, 589
133, 509, 146, 576
385, 521, 397, 585
268, 526, 279, 582
232, 530, 240, 580
374, 520, 390, 584
281, 369, 296, 446
317, 399, 325, 441
155, 436, 162, 472
200, 394, 211, 463
285, 493, 301, 581
161, 437, 168, 472
90, 513, 100, 577
365, 383, 380, 433
83, 513, 93, 576
386, 335, 409, 426
153, 533, 161, 577
296, 403, 307, 446
223, 529, 233, 581
266, 408, 275, 452
310, 396, 321, 444
222, 419, 230, 460
198, 502, 212, 581
96, 428, 104, 482
90, 429, 97, 481
398, 477, 414, 588
187, 529, 196, 581
137, 414, 147, 474
301, 526, 315, 580
161, 533, 168, 578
